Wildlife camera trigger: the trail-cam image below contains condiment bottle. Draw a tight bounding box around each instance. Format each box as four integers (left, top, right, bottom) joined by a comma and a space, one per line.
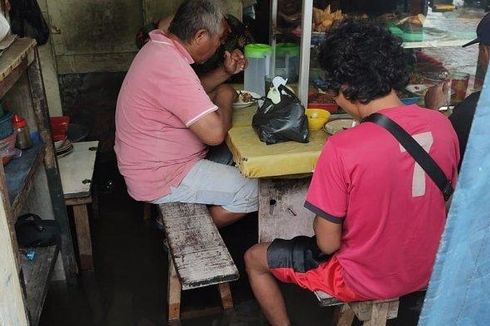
12, 114, 32, 149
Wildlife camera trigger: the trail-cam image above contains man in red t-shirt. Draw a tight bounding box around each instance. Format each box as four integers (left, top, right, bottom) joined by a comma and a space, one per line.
244, 19, 459, 325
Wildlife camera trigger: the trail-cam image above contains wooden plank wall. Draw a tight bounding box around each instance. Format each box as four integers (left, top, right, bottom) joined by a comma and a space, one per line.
0, 192, 28, 325
44, 0, 243, 74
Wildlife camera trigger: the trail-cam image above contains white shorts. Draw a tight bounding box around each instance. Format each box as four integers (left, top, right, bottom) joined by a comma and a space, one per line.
152, 145, 258, 213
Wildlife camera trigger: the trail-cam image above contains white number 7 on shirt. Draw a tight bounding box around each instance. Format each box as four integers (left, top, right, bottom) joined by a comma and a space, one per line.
399, 132, 433, 197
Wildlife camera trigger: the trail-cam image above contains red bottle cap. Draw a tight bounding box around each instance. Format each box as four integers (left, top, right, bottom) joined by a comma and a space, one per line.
12, 114, 27, 129
12, 114, 27, 128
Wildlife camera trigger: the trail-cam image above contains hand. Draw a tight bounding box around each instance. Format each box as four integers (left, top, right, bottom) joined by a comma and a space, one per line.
223, 49, 248, 75
424, 82, 449, 110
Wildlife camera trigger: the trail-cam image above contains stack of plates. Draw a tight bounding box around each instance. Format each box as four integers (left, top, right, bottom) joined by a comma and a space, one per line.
55, 138, 74, 158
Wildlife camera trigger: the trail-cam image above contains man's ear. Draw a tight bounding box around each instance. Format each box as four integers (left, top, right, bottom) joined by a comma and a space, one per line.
193, 29, 208, 45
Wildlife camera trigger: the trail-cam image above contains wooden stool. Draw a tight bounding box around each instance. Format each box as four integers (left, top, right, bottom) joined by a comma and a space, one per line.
158, 203, 238, 323
315, 291, 399, 326
143, 202, 152, 221
58, 141, 99, 271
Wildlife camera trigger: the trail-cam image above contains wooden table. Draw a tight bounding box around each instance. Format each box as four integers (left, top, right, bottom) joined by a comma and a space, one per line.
58, 141, 99, 270
227, 106, 328, 241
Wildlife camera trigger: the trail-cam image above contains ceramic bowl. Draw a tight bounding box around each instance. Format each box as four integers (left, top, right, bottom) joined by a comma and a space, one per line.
306, 108, 330, 131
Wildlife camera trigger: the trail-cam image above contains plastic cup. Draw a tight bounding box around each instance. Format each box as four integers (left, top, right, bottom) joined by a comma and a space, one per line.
450, 72, 470, 104
264, 76, 273, 95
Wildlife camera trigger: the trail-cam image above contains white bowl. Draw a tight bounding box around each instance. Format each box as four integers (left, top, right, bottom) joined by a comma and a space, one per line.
324, 119, 355, 135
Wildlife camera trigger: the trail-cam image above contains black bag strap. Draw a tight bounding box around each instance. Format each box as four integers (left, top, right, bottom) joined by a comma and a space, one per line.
362, 113, 454, 201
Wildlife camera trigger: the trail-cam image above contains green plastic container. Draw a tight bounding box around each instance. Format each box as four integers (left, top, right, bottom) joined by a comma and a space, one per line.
244, 44, 273, 95
244, 43, 272, 58
275, 43, 300, 82
276, 43, 300, 56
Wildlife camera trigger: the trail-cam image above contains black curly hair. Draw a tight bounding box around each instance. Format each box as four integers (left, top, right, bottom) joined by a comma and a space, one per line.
318, 19, 412, 104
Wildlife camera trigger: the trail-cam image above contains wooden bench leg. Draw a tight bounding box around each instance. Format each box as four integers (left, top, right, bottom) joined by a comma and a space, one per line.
363, 302, 390, 326
168, 257, 182, 323
349, 300, 398, 326
72, 204, 94, 270
218, 283, 234, 310
143, 203, 152, 221
333, 304, 355, 326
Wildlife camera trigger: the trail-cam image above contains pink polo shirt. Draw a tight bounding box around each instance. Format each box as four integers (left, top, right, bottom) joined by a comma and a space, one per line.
114, 31, 217, 201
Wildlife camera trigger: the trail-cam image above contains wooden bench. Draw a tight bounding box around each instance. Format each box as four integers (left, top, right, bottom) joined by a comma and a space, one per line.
58, 141, 99, 271
157, 202, 239, 323
314, 291, 399, 326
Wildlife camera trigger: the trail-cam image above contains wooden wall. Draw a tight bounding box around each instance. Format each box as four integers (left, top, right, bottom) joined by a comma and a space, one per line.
44, 0, 243, 74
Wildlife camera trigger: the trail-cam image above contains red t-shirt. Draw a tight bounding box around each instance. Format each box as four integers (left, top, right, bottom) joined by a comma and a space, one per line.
305, 105, 460, 300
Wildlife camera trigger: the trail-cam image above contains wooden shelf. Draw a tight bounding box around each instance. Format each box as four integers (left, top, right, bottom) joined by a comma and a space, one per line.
0, 38, 36, 98
0, 37, 77, 324
21, 245, 59, 326
5, 142, 46, 217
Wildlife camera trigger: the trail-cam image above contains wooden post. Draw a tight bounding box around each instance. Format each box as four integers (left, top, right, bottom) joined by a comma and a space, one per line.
333, 304, 355, 326
363, 302, 390, 326
143, 202, 152, 221
27, 48, 78, 282
218, 283, 234, 310
0, 189, 29, 325
72, 203, 94, 270
167, 257, 181, 323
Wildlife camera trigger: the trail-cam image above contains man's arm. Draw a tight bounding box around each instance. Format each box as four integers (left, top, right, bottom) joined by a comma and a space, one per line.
200, 66, 233, 93
313, 216, 342, 255
200, 49, 248, 93
188, 84, 237, 145
424, 81, 450, 110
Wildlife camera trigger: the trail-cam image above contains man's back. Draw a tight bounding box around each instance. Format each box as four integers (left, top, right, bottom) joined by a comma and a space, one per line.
308, 105, 459, 299
114, 31, 217, 201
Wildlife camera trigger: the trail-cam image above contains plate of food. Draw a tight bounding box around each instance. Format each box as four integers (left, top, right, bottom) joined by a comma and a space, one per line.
233, 90, 261, 109
323, 118, 356, 135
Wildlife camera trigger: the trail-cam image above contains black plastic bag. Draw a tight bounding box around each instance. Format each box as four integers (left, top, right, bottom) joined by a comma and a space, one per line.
10, 0, 50, 45
15, 213, 61, 248
252, 85, 309, 145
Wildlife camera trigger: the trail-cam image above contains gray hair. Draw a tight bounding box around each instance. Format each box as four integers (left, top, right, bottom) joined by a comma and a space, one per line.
169, 0, 225, 43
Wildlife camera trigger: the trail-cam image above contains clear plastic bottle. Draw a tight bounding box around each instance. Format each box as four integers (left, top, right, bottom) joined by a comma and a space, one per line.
12, 114, 32, 149
244, 44, 272, 96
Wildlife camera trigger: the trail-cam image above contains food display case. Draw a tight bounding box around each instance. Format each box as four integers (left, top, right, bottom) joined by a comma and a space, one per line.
269, 0, 480, 109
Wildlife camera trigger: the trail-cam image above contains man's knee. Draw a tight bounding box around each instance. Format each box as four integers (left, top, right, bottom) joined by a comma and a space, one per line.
245, 243, 270, 272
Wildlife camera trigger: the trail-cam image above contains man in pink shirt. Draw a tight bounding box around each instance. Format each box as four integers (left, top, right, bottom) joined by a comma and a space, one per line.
115, 0, 258, 227
245, 19, 459, 325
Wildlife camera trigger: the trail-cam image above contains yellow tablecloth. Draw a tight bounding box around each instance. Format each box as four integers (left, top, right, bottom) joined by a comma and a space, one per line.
227, 106, 329, 178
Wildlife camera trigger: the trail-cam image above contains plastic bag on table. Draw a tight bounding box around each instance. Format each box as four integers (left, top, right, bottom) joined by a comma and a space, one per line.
252, 84, 309, 145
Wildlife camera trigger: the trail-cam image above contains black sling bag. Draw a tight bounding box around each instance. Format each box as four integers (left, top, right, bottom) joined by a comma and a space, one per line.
362, 113, 454, 201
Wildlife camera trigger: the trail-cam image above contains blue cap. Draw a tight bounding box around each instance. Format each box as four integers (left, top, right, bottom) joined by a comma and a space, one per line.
463, 13, 490, 47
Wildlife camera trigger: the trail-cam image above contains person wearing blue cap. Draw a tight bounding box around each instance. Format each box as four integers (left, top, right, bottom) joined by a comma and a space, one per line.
425, 13, 490, 170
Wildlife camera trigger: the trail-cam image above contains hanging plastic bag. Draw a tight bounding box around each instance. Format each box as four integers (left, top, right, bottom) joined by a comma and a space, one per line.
0, 13, 10, 41
252, 84, 309, 145
9, 0, 50, 45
